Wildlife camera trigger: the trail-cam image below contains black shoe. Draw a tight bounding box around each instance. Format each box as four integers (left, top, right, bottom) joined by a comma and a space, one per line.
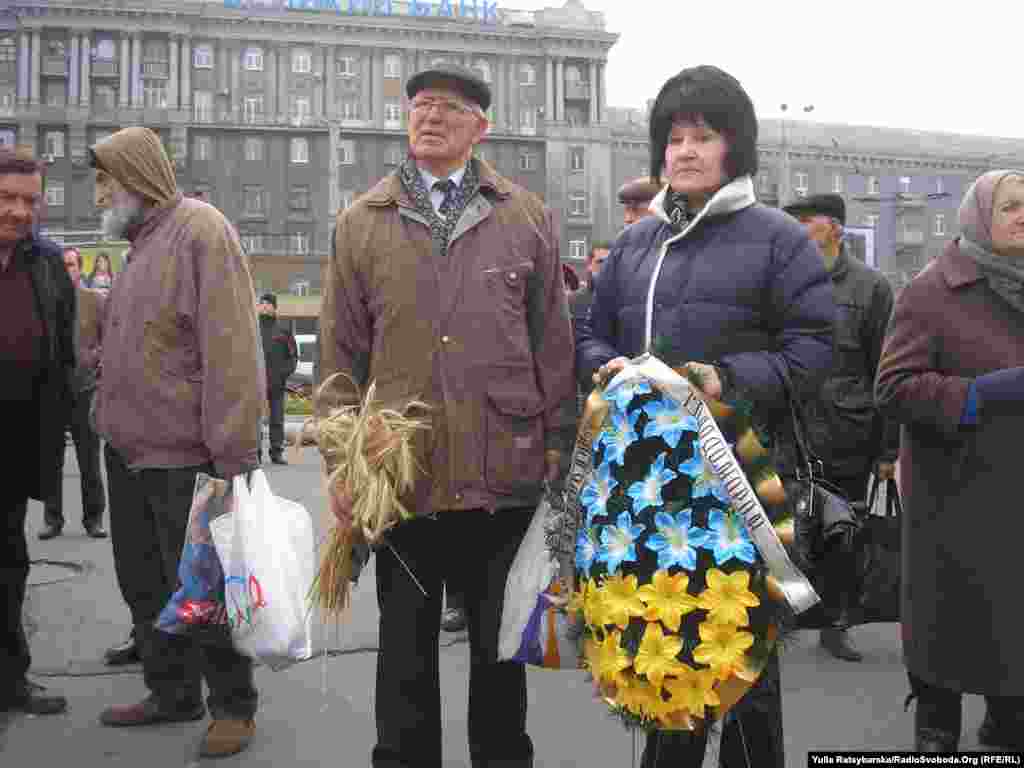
978, 712, 1024, 750
270, 454, 288, 465
104, 634, 140, 666
915, 727, 958, 752
820, 628, 863, 662
84, 523, 108, 539
441, 607, 467, 633
1, 679, 67, 716
37, 524, 63, 541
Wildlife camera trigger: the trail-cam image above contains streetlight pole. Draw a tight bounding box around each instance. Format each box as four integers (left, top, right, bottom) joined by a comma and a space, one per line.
778, 103, 814, 207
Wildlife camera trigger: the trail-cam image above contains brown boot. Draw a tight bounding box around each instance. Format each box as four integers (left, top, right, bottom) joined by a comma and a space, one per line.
199, 719, 256, 758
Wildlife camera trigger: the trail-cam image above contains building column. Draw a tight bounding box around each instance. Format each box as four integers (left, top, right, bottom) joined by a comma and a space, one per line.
131, 34, 143, 108
180, 36, 191, 111
119, 35, 130, 107
312, 45, 324, 120
276, 44, 288, 122
30, 29, 41, 105
266, 45, 278, 118
323, 45, 335, 120
17, 31, 29, 105
372, 48, 384, 126
360, 50, 372, 124
79, 31, 91, 108
555, 57, 564, 124
545, 56, 555, 126
588, 59, 598, 125
492, 56, 503, 129
229, 43, 240, 118
69, 35, 80, 106
167, 34, 179, 111
598, 60, 607, 123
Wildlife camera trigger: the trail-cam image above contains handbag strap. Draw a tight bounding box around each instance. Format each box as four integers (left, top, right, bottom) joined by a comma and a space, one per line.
778, 367, 823, 482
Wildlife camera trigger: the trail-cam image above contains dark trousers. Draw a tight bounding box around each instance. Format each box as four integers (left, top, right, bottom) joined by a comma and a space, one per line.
908, 672, 1024, 737
642, 652, 785, 768
823, 472, 872, 628
372, 507, 534, 768
104, 446, 257, 719
264, 387, 285, 457
44, 391, 105, 530
1, 496, 31, 694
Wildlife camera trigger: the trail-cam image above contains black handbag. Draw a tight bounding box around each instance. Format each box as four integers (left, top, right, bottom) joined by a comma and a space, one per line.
850, 475, 902, 624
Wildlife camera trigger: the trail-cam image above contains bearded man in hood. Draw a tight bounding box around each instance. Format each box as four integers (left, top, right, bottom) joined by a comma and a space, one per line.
90, 127, 266, 759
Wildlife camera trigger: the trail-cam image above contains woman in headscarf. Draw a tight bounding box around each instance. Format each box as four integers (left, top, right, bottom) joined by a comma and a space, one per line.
576, 64, 836, 768
875, 170, 1024, 752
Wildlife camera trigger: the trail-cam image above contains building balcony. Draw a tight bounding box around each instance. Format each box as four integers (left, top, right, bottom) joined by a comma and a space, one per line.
0, 62, 16, 78
42, 56, 69, 77
91, 60, 119, 78
897, 230, 925, 247
142, 60, 169, 78
564, 81, 590, 100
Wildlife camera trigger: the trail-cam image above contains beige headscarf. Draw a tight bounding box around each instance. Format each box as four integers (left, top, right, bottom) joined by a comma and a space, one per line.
958, 169, 1024, 314
90, 126, 178, 207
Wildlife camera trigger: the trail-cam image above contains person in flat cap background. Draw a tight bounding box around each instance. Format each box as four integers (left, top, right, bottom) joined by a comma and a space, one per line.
256, 292, 297, 465
618, 175, 662, 228
320, 65, 574, 768
89, 126, 265, 758
783, 193, 898, 662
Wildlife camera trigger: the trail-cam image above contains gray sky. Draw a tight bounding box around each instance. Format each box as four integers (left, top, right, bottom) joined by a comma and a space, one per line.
514, 0, 1023, 139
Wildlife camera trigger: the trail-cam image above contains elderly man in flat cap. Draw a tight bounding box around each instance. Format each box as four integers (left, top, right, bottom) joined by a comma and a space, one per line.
783, 192, 898, 662
618, 175, 662, 229
321, 65, 575, 768
89, 127, 265, 758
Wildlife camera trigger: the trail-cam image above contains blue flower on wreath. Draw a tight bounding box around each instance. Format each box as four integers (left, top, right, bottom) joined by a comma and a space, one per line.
704, 508, 757, 566
678, 452, 730, 503
576, 526, 600, 578
596, 408, 640, 467
626, 454, 678, 513
642, 400, 698, 449
644, 508, 711, 571
598, 511, 646, 575
603, 377, 652, 412
581, 461, 618, 525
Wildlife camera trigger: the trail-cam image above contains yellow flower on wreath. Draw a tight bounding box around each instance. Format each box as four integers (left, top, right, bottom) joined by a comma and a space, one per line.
663, 664, 721, 721
586, 629, 633, 685
696, 568, 760, 627
634, 621, 686, 689
637, 570, 701, 631
692, 619, 754, 671
616, 672, 663, 718
581, 580, 610, 629
598, 573, 646, 629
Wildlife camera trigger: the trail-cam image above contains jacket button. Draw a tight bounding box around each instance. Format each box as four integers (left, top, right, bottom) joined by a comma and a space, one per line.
455, 492, 463, 502
509, 272, 518, 281
441, 335, 451, 344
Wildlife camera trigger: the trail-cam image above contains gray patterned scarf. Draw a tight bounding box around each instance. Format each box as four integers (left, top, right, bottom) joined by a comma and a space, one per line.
398, 155, 481, 258
959, 237, 1024, 314
958, 170, 1024, 315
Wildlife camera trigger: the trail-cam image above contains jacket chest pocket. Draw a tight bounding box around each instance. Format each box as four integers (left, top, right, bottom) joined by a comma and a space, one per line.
483, 261, 533, 317
484, 378, 545, 496
143, 311, 201, 383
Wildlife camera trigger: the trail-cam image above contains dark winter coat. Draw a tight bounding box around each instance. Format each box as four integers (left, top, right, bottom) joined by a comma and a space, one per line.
801, 246, 898, 481
259, 314, 297, 394
875, 239, 1024, 696
20, 235, 77, 501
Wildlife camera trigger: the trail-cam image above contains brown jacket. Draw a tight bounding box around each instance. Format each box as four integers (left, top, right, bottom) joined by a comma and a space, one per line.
320, 160, 575, 515
92, 129, 265, 478
875, 239, 1024, 695
74, 285, 104, 392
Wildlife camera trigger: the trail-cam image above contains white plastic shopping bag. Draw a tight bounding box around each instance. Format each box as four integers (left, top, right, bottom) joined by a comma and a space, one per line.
210, 470, 315, 670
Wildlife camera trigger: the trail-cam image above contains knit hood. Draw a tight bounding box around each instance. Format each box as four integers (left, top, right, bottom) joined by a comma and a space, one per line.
90, 127, 178, 206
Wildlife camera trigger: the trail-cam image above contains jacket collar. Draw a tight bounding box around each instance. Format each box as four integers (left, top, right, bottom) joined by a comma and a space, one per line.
649, 175, 757, 227
365, 157, 511, 208
940, 238, 984, 289
829, 243, 851, 281
123, 192, 184, 242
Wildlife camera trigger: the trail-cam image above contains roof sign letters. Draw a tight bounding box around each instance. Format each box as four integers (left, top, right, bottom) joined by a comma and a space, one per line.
224, 0, 500, 23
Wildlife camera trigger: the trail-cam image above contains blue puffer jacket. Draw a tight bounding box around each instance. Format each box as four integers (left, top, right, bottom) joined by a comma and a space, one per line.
576, 179, 835, 431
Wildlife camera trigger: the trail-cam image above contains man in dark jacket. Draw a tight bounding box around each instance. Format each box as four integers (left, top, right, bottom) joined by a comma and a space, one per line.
0, 146, 73, 716
257, 293, 297, 465
618, 176, 661, 229
784, 193, 898, 662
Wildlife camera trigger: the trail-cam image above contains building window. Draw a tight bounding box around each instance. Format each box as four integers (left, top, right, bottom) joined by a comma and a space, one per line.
244, 137, 264, 162
194, 135, 212, 161
340, 101, 360, 121
832, 173, 843, 194
383, 54, 401, 79
243, 186, 265, 214
44, 131, 65, 159
244, 47, 264, 71
934, 213, 945, 236
338, 139, 355, 165
244, 95, 264, 123
569, 239, 586, 261
900, 176, 912, 194
45, 182, 65, 207
291, 279, 311, 296
0, 88, 14, 109
0, 37, 15, 65
430, 57, 447, 69
240, 233, 263, 253
473, 59, 492, 83
95, 39, 116, 61
290, 137, 309, 164
520, 108, 537, 135
336, 56, 356, 77
867, 176, 880, 195
936, 177, 944, 195
47, 39, 67, 59
340, 189, 355, 210
290, 185, 310, 210
758, 174, 771, 194
143, 81, 167, 109
193, 44, 213, 69
386, 143, 403, 166
384, 102, 401, 129
520, 63, 536, 85
569, 192, 587, 216
291, 232, 309, 255
292, 49, 312, 74
864, 214, 879, 228
565, 65, 581, 83
44, 82, 66, 107
570, 146, 585, 172
0, 129, 14, 147
193, 90, 213, 122
519, 151, 536, 172
93, 84, 116, 109
794, 172, 809, 197
291, 97, 310, 124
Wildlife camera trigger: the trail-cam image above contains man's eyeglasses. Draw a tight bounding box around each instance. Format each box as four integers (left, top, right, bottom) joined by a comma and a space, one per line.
409, 97, 476, 117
